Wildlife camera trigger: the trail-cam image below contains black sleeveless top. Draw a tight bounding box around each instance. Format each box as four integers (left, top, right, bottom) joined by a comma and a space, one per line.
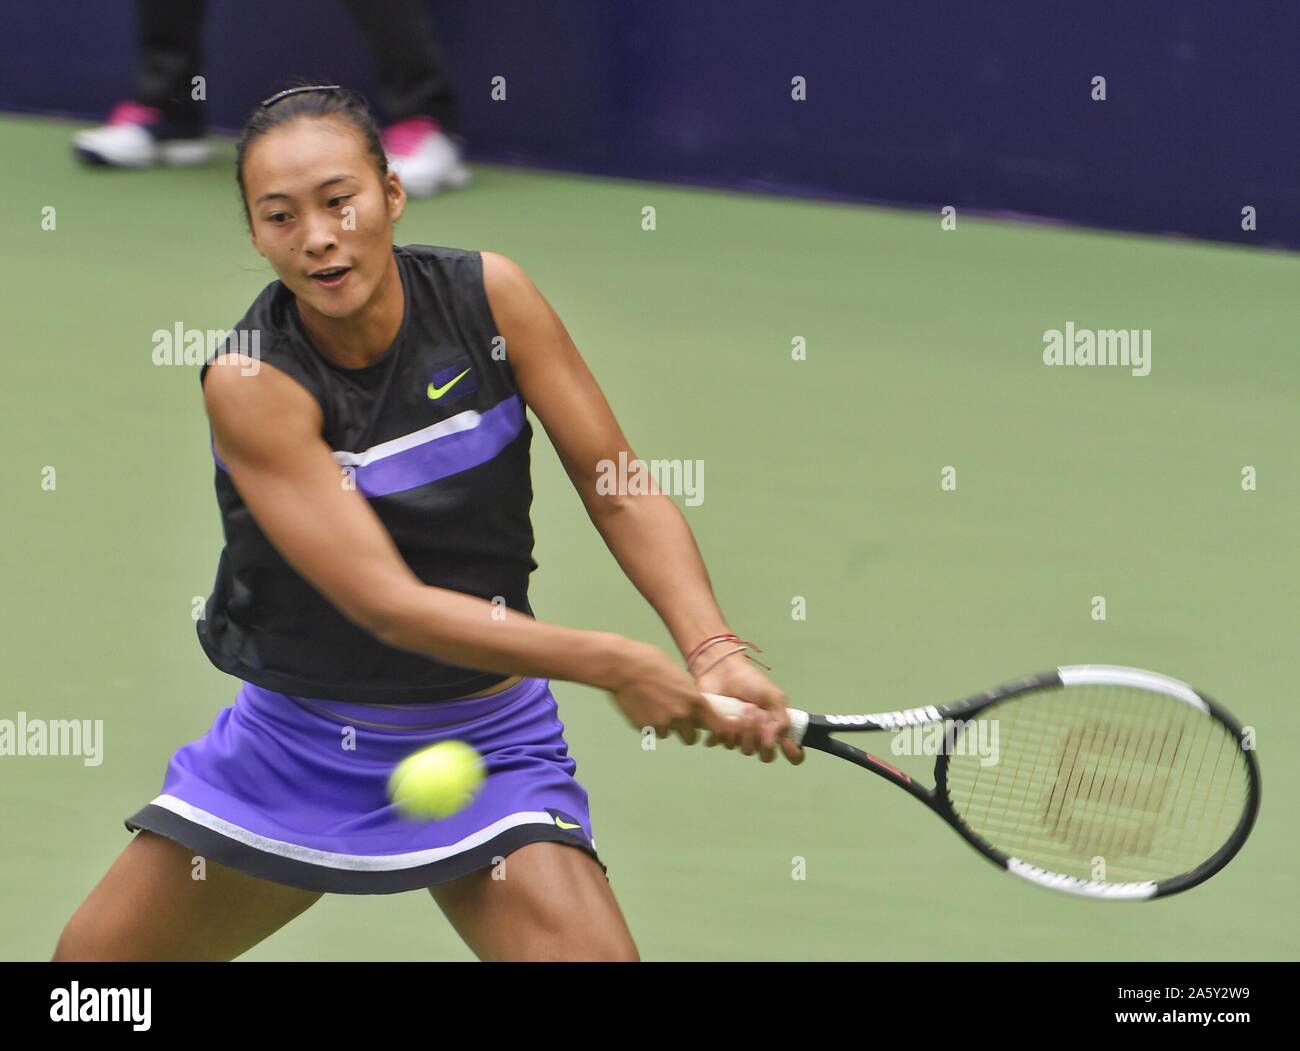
197, 244, 536, 703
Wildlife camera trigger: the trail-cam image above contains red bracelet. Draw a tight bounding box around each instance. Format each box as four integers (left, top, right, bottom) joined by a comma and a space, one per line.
691, 645, 750, 678
686, 636, 772, 677
684, 632, 741, 666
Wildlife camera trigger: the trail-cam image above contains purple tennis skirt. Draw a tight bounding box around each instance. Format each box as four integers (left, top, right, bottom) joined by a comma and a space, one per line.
124, 677, 605, 894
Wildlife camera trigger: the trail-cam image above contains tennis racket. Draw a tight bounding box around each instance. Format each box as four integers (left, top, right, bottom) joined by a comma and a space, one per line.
704, 665, 1260, 900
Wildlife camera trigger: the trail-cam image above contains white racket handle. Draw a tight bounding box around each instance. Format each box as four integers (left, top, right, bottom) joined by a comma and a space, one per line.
702, 692, 811, 745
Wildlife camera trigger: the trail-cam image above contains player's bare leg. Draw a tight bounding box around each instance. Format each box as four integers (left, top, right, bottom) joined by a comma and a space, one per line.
428, 841, 639, 961
52, 830, 323, 961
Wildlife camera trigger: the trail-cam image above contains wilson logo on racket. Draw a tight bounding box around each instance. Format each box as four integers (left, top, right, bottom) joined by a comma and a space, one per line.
824, 705, 940, 729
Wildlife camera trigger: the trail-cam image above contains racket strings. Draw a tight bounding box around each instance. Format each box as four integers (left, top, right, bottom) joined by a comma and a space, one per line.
942, 685, 1251, 883
954, 698, 1246, 877
971, 713, 1242, 873
1043, 710, 1180, 856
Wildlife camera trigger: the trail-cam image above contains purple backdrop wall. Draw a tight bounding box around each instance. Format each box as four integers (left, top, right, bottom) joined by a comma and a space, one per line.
4, 1, 1297, 248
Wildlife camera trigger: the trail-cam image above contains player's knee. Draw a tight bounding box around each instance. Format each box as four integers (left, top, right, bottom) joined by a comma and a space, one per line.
520, 921, 639, 962
570, 934, 639, 962
51, 914, 109, 962
604, 941, 641, 963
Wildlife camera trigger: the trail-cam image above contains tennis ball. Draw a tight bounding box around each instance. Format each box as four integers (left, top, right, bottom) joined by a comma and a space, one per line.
387, 740, 485, 820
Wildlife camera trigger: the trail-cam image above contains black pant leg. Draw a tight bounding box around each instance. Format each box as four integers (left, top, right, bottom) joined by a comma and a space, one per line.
134, 0, 208, 134
340, 0, 460, 135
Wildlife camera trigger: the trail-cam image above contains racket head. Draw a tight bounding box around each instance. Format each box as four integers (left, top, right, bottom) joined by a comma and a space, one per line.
930, 666, 1261, 900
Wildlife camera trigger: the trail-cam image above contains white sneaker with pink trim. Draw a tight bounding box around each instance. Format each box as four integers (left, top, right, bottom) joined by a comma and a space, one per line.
73, 101, 212, 168
382, 116, 471, 198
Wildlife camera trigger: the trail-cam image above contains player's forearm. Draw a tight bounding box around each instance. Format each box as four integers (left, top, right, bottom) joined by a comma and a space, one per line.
373, 585, 638, 689
587, 493, 732, 660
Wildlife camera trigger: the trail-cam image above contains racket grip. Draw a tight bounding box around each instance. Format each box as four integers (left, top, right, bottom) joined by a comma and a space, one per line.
701, 692, 810, 745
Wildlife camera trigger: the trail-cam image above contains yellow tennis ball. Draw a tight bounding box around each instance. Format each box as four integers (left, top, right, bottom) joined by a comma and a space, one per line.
387, 740, 485, 820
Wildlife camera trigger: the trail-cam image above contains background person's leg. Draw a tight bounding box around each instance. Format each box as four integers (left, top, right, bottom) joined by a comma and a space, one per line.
52, 830, 322, 962
135, 0, 208, 136
341, 0, 468, 195
73, 0, 209, 165
341, 0, 458, 133
428, 842, 639, 961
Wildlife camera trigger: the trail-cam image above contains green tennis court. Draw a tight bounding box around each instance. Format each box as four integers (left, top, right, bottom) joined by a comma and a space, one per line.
3, 113, 1297, 960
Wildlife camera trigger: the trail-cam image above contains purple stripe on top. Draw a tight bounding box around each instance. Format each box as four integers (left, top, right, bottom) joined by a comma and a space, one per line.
352, 395, 524, 497
210, 432, 229, 472
208, 395, 526, 497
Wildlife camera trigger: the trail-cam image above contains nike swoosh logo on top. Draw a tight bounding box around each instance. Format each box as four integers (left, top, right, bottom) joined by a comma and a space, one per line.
427, 368, 471, 399
555, 817, 582, 830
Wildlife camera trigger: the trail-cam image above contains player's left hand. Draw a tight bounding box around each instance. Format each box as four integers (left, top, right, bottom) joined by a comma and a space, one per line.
693, 651, 805, 765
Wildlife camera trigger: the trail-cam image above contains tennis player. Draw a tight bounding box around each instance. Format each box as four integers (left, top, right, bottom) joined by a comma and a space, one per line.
52, 85, 802, 963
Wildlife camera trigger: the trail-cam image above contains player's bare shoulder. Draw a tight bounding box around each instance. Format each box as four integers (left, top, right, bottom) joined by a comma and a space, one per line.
479, 251, 564, 393
202, 353, 322, 460
480, 251, 547, 333
480, 249, 532, 298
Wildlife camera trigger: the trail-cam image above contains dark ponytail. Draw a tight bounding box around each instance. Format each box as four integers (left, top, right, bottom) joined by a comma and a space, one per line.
236, 82, 388, 224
